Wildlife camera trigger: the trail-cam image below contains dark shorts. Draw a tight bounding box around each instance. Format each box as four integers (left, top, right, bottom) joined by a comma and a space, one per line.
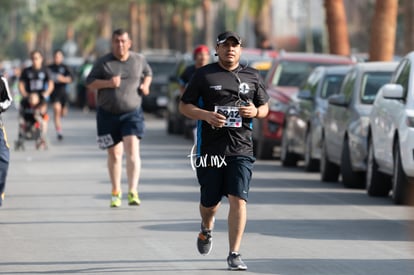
50, 89, 68, 106
196, 155, 255, 207
96, 107, 145, 149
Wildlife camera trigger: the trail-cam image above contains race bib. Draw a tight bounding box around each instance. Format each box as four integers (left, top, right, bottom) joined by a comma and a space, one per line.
97, 134, 114, 149
214, 106, 242, 128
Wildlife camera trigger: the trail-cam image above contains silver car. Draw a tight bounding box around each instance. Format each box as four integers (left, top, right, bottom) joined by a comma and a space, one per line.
281, 65, 352, 171
320, 61, 398, 187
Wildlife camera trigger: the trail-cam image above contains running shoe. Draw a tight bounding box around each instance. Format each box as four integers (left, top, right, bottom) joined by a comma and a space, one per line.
128, 191, 141, 206
110, 192, 122, 208
57, 134, 63, 141
197, 223, 212, 255
227, 252, 248, 270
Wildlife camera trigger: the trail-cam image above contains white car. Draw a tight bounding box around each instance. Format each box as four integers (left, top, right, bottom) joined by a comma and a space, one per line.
367, 52, 414, 204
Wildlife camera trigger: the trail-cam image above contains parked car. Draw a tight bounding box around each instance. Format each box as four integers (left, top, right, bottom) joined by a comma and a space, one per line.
253, 51, 355, 159
142, 49, 182, 115
320, 61, 398, 188
280, 65, 352, 171
367, 52, 414, 204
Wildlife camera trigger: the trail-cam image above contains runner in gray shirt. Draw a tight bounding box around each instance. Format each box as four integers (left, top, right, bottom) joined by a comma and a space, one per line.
87, 28, 152, 208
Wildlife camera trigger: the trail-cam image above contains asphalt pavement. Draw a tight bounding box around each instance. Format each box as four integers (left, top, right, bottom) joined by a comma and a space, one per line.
0, 107, 414, 275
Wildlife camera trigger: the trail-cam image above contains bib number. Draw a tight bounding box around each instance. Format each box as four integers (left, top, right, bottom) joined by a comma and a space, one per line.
214, 106, 242, 128
97, 134, 114, 149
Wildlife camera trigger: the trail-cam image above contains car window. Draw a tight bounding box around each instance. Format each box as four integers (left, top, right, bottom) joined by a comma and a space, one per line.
320, 74, 345, 99
147, 60, 178, 76
271, 61, 331, 87
360, 72, 393, 104
340, 69, 356, 101
394, 60, 410, 98
302, 69, 322, 96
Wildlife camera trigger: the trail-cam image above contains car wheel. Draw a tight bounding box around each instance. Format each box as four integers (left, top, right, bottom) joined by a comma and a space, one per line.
366, 136, 391, 196
320, 137, 340, 182
392, 141, 408, 205
304, 131, 319, 172
341, 137, 365, 188
280, 127, 298, 167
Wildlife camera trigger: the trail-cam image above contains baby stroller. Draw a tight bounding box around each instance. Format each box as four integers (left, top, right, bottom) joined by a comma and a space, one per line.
14, 94, 48, 151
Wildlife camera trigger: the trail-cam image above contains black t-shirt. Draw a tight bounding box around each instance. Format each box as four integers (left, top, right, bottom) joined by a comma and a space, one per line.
179, 64, 196, 87
181, 62, 269, 157
20, 66, 52, 95
48, 63, 73, 94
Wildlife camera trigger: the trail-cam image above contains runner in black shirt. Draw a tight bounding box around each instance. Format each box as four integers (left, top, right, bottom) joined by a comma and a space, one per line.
179, 31, 269, 270
48, 49, 74, 140
18, 50, 54, 148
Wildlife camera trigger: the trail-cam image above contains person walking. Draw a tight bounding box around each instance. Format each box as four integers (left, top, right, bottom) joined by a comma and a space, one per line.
48, 49, 74, 140
0, 75, 13, 206
86, 28, 152, 208
179, 31, 269, 270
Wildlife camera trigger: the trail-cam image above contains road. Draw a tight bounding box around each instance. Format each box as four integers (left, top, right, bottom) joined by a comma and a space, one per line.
0, 107, 413, 275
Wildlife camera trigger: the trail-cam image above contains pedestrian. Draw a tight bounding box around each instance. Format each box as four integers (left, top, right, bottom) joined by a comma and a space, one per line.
0, 75, 13, 206
18, 50, 54, 146
48, 49, 74, 140
179, 44, 211, 142
86, 28, 152, 208
179, 31, 269, 270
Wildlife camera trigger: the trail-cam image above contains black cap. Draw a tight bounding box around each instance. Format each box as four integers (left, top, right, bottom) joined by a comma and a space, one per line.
216, 31, 242, 45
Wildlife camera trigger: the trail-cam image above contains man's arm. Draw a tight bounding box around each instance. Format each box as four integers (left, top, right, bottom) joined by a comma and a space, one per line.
87, 76, 120, 90
139, 76, 152, 96
18, 80, 28, 98
43, 79, 54, 98
179, 101, 227, 128
255, 102, 269, 118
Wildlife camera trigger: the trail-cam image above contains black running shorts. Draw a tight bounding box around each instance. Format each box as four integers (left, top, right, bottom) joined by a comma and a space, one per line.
196, 155, 255, 207
96, 107, 145, 149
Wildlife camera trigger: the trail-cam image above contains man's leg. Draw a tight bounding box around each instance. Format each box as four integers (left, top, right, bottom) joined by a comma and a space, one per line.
200, 203, 220, 230
227, 194, 247, 253
122, 135, 140, 193
107, 142, 123, 194
53, 101, 62, 133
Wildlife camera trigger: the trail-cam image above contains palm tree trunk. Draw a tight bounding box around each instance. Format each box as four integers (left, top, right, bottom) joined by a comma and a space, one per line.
182, 8, 192, 53
137, 2, 147, 51
324, 0, 350, 55
202, 0, 213, 46
369, 0, 398, 61
403, 0, 414, 55
170, 6, 182, 51
129, 2, 139, 52
255, 0, 272, 48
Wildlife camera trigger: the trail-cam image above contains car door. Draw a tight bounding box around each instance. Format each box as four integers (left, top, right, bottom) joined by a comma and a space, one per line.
291, 69, 321, 154
375, 60, 410, 170
325, 69, 356, 164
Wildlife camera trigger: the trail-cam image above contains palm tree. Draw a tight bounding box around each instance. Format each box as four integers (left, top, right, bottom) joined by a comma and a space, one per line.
237, 0, 272, 47
369, 0, 398, 61
403, 0, 414, 55
324, 0, 350, 56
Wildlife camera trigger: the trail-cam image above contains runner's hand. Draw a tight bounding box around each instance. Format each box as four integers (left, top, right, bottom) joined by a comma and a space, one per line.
206, 111, 227, 128
239, 102, 258, 118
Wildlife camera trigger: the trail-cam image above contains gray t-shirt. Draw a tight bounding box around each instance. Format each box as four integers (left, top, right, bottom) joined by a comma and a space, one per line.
86, 51, 152, 114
